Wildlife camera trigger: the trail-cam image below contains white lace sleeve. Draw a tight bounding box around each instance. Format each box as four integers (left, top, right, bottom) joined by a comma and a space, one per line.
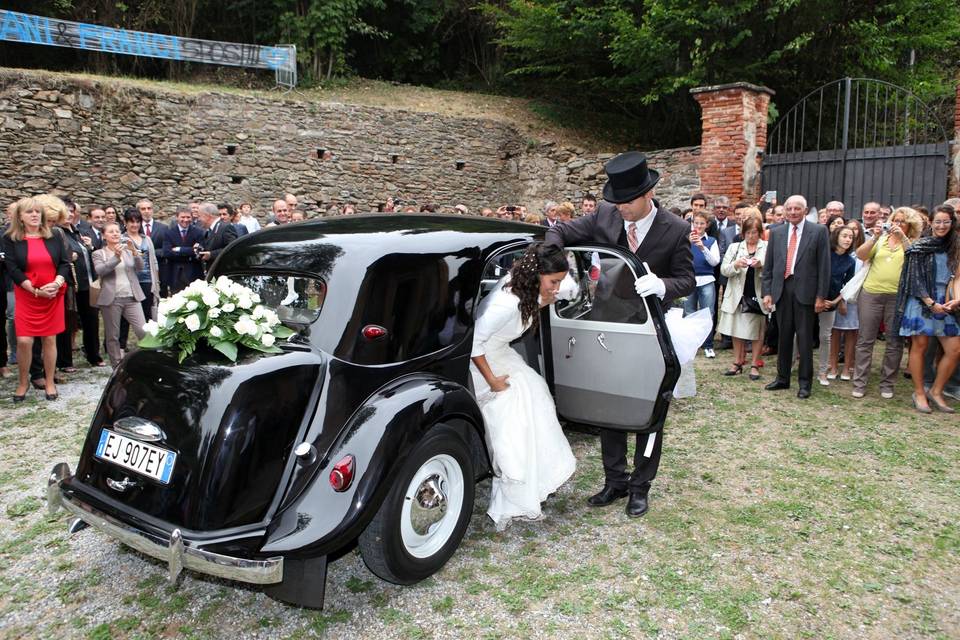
471, 294, 516, 358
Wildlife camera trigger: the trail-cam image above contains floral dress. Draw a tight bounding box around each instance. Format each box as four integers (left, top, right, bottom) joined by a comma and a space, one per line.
899, 253, 959, 337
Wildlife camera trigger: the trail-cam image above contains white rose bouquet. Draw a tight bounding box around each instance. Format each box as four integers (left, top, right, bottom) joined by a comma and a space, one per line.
139, 276, 295, 363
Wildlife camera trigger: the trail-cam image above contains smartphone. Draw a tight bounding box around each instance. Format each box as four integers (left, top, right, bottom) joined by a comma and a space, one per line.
763, 190, 777, 203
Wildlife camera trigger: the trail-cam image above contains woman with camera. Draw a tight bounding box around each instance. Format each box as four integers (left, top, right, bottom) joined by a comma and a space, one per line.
896, 205, 960, 413
684, 210, 720, 358
93, 222, 146, 367
851, 207, 923, 399
717, 216, 767, 379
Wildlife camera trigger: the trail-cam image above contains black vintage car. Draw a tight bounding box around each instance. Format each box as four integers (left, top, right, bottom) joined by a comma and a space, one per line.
47, 215, 679, 608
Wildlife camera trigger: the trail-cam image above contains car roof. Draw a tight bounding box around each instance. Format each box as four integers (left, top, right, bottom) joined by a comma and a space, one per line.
213, 214, 542, 278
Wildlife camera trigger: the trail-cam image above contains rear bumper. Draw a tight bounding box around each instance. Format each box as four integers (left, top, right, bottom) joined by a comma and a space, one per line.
47, 463, 283, 585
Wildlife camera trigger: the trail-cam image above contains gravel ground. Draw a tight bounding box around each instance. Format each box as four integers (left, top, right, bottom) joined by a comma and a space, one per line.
1, 351, 957, 639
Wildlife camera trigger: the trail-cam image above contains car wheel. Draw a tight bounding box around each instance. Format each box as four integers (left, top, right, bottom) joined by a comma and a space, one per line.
359, 425, 475, 584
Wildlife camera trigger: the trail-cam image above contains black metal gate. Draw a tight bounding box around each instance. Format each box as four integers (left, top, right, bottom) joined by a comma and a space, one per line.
762, 78, 950, 215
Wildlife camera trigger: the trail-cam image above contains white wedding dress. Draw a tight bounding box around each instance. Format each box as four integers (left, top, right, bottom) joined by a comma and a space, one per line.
470, 286, 576, 531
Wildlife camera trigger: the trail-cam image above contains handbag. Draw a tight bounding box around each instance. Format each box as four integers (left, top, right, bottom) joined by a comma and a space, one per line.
840, 261, 870, 303
88, 278, 101, 307
738, 295, 763, 315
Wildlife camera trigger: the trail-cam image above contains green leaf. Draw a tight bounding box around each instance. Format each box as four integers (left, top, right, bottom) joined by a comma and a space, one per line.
211, 341, 239, 361
137, 334, 163, 349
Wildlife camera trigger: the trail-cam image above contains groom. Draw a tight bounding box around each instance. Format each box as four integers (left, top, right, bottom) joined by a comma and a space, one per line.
545, 151, 695, 517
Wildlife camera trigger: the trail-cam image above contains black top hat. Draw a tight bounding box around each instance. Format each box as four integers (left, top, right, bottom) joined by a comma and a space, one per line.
602, 152, 661, 204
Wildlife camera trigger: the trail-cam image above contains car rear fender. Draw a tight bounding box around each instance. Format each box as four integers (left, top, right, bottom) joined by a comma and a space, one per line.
261, 374, 486, 556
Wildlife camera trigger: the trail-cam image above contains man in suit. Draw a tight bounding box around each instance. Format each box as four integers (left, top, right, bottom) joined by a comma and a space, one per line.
761, 194, 831, 398
541, 201, 560, 228
197, 202, 238, 269
546, 151, 695, 518
162, 205, 205, 293
137, 199, 170, 296
80, 207, 106, 251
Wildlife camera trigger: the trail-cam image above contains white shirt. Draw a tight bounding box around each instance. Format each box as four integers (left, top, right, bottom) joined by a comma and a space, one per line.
785, 218, 806, 276
623, 205, 658, 249
239, 214, 261, 233
693, 238, 721, 286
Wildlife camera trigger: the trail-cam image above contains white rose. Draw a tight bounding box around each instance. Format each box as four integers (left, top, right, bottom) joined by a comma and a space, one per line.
260, 321, 271, 332
185, 314, 201, 332
166, 296, 185, 313
186, 300, 199, 311
216, 275, 231, 290
222, 302, 236, 313
143, 320, 159, 336
261, 333, 276, 347
157, 313, 168, 327
208, 308, 221, 319
157, 300, 170, 316
252, 306, 265, 320
251, 293, 261, 304
209, 325, 223, 338
237, 294, 253, 309
201, 290, 220, 307
234, 316, 257, 336
265, 310, 280, 326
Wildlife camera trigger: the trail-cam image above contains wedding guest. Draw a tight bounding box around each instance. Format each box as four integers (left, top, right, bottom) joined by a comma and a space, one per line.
827, 214, 846, 233
817, 226, 857, 385
59, 198, 104, 369
718, 216, 767, 379
556, 202, 575, 223
828, 226, 860, 380
117, 209, 160, 350
684, 210, 720, 358
2, 197, 70, 401
896, 206, 960, 412
851, 207, 923, 398
93, 222, 146, 367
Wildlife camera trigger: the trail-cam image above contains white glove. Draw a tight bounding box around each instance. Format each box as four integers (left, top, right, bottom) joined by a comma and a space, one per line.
634, 263, 666, 298
556, 273, 578, 301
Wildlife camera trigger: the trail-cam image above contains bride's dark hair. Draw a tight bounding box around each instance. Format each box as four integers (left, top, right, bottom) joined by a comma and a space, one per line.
507, 242, 569, 328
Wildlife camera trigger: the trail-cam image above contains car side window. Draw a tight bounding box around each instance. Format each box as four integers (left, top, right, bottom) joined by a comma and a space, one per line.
478, 247, 528, 304
555, 249, 649, 325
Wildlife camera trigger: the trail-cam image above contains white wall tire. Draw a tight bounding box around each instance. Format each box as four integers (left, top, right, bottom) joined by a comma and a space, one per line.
359, 426, 475, 584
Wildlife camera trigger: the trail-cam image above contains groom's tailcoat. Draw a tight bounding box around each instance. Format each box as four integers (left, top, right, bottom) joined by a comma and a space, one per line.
544, 200, 695, 492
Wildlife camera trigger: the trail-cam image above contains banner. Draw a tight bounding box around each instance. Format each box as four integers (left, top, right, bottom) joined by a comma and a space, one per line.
0, 10, 295, 74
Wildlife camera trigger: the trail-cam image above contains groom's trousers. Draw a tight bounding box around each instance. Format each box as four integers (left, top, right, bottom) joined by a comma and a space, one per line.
600, 426, 663, 493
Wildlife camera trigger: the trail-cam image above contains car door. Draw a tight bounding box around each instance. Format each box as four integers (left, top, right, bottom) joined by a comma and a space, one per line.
543, 245, 680, 433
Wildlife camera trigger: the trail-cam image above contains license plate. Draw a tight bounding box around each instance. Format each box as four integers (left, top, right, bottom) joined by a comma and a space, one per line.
95, 429, 177, 484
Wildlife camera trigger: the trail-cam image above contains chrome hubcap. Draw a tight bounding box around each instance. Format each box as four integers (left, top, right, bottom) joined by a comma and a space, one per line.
410, 474, 448, 535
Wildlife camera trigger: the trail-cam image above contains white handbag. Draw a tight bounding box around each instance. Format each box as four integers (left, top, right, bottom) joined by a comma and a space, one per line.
840, 261, 870, 303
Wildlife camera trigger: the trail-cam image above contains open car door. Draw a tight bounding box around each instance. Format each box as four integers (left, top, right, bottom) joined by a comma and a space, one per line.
543, 246, 680, 433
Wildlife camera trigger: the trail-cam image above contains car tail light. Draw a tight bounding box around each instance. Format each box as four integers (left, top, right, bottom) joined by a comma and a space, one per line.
329, 455, 355, 492
362, 325, 387, 340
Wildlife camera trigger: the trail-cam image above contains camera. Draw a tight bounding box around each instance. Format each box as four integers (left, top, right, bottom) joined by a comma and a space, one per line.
505, 206, 517, 213
881, 222, 891, 232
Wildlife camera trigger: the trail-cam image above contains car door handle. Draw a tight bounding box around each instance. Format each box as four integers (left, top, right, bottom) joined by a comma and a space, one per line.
597, 333, 611, 352
565, 336, 576, 358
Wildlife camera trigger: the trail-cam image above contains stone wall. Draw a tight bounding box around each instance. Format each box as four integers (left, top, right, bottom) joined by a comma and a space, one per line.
951, 80, 960, 198
0, 69, 702, 219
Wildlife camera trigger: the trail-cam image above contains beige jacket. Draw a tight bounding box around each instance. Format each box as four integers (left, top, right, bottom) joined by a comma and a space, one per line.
92, 247, 145, 307
719, 239, 767, 315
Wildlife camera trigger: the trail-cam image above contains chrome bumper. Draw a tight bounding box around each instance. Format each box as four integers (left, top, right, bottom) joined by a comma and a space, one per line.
47, 463, 283, 585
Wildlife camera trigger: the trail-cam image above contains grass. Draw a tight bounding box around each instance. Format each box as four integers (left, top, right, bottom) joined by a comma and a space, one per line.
0, 346, 957, 638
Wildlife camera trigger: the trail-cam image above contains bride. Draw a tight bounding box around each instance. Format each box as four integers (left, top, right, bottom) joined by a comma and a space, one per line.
470, 243, 577, 530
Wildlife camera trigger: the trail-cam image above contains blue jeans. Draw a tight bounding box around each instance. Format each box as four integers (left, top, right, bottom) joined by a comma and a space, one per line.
683, 282, 716, 349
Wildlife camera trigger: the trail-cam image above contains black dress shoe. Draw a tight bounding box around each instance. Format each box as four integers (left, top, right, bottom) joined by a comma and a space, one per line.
587, 485, 628, 507
625, 491, 649, 518
765, 380, 790, 391
797, 388, 811, 399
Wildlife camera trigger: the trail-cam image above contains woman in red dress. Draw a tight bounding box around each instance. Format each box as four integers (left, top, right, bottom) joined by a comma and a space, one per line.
2, 197, 70, 401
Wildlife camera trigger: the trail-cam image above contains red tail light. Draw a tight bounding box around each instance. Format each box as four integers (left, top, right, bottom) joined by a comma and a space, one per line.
329, 455, 355, 492
362, 325, 387, 340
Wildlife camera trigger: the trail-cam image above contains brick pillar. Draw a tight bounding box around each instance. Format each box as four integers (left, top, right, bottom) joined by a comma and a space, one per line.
691, 82, 775, 204
950, 79, 960, 198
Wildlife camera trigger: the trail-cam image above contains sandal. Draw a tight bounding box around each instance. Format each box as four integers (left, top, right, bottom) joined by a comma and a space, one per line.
749, 364, 762, 381
723, 363, 744, 376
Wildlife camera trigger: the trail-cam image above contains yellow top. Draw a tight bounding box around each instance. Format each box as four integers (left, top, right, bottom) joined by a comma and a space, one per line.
863, 236, 904, 295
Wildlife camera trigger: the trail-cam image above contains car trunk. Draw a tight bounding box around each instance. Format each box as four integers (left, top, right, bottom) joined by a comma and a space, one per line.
72, 347, 324, 532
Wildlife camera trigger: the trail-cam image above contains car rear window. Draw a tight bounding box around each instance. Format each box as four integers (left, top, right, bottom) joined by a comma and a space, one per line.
229, 274, 326, 325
